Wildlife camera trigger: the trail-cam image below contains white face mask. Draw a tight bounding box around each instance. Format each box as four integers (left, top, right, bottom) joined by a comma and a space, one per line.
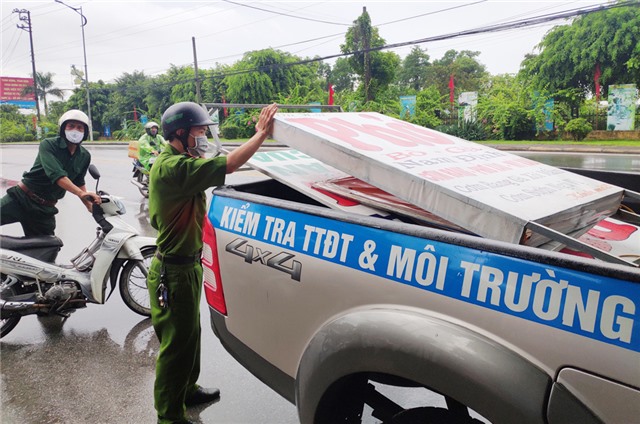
187, 135, 210, 158
65, 130, 84, 144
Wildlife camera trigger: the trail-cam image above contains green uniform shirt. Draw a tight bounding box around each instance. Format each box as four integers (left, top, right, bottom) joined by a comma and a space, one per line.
149, 144, 227, 257
21, 136, 91, 201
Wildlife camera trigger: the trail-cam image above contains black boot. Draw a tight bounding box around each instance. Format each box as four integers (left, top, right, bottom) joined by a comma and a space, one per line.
185, 387, 220, 407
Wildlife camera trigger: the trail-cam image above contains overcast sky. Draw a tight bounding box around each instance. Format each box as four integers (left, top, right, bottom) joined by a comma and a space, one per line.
1, 0, 610, 100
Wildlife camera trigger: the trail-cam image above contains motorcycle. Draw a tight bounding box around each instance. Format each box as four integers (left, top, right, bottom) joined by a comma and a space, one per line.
130, 157, 154, 198
0, 164, 157, 338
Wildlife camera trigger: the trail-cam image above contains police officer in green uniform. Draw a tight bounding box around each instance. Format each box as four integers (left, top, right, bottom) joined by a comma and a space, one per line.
137, 121, 166, 171
0, 109, 101, 236
147, 101, 277, 424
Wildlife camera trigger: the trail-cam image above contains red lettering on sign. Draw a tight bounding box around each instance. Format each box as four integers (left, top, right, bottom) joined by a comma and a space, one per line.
287, 118, 381, 151
387, 120, 454, 146
588, 219, 637, 241
387, 151, 428, 161
469, 163, 512, 175
287, 114, 456, 152
331, 117, 421, 147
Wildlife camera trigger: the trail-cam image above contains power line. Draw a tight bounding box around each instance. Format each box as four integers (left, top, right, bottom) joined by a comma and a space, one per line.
108, 0, 634, 95
175, 1, 489, 72
377, 0, 488, 27
221, 0, 351, 26
206, 0, 636, 79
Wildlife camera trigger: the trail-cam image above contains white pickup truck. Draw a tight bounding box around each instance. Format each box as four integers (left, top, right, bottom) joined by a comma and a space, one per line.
201, 111, 640, 424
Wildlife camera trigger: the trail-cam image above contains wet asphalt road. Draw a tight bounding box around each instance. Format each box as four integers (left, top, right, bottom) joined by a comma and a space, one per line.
0, 145, 298, 424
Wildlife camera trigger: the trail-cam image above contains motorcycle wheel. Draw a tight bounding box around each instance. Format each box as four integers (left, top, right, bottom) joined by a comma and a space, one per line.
119, 246, 156, 316
1, 316, 20, 338
136, 172, 149, 198
1, 282, 22, 338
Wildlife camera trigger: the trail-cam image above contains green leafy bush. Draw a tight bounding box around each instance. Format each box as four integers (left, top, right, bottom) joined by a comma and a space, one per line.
436, 120, 488, 141
219, 111, 259, 139
113, 120, 144, 141
0, 120, 28, 142
564, 118, 592, 141
220, 122, 241, 140
503, 109, 536, 140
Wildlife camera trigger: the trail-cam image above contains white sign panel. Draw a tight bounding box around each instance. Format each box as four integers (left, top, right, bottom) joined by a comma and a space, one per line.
272, 112, 624, 245
247, 149, 391, 217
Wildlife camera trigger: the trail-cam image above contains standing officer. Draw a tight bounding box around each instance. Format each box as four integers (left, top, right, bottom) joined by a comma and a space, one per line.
0, 109, 101, 236
147, 101, 277, 424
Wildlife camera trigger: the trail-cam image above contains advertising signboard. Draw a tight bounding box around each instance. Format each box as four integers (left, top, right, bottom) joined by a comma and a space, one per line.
0, 76, 36, 109
607, 84, 637, 131
272, 112, 623, 246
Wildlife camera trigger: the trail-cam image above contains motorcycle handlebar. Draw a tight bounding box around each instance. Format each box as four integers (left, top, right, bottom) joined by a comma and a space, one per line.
91, 202, 114, 234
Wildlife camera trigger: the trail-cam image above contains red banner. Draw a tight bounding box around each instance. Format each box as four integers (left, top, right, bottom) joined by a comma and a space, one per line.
0, 77, 35, 101
328, 83, 335, 106
448, 74, 455, 104
594, 63, 602, 102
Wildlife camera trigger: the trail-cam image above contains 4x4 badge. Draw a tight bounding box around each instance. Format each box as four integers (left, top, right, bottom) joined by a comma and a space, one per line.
226, 238, 302, 281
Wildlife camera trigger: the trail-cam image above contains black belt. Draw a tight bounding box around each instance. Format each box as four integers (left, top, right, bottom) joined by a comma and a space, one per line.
155, 250, 202, 265
18, 182, 57, 207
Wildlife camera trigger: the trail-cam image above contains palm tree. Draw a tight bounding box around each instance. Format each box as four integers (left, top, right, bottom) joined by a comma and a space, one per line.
21, 71, 65, 116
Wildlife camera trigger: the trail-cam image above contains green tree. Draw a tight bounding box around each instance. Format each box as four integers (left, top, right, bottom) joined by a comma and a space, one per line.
66, 79, 113, 137
410, 86, 443, 129
20, 71, 65, 116
427, 49, 488, 100
476, 74, 536, 140
329, 57, 356, 92
341, 7, 399, 101
522, 3, 640, 100
397, 47, 431, 91
224, 49, 317, 104
0, 104, 32, 141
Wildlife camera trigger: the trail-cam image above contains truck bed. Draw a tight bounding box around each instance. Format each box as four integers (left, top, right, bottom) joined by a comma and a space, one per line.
204, 178, 640, 424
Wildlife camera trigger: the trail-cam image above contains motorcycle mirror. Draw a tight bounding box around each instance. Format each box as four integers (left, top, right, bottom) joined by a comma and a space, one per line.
88, 164, 101, 193
88, 164, 101, 180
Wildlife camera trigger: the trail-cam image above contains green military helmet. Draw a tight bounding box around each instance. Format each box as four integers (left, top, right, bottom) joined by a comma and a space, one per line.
161, 102, 213, 140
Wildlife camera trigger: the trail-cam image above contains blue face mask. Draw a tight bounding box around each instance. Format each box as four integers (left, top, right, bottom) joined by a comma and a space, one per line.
187, 135, 210, 158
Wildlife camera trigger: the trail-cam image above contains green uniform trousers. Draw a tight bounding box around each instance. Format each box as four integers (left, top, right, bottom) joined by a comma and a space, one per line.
147, 257, 203, 424
0, 186, 57, 236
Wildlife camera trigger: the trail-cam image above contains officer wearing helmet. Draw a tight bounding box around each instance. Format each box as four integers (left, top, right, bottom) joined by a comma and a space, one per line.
0, 109, 102, 236
137, 121, 166, 171
146, 101, 277, 424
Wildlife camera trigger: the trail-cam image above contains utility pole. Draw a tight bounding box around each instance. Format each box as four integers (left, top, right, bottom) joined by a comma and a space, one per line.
192, 37, 202, 104
55, 0, 93, 141
13, 9, 40, 121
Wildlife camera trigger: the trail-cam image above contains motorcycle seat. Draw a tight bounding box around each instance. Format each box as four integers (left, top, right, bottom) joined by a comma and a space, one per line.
0, 235, 64, 250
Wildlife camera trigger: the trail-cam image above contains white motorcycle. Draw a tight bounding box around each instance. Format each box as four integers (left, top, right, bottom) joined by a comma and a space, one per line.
0, 165, 157, 338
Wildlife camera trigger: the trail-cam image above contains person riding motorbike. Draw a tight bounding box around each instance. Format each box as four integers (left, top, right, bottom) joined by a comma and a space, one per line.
0, 109, 101, 237
137, 121, 166, 171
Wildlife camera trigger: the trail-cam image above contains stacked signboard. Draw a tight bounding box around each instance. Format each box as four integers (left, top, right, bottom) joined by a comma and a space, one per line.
266, 113, 627, 253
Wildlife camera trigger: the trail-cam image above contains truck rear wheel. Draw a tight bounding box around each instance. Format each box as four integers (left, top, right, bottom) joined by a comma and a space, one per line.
314, 373, 487, 424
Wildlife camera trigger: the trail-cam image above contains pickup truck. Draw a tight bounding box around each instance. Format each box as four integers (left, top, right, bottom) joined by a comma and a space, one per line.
201, 112, 640, 424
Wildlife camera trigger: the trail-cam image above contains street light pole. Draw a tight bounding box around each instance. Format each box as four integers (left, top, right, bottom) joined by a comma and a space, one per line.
55, 0, 93, 141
